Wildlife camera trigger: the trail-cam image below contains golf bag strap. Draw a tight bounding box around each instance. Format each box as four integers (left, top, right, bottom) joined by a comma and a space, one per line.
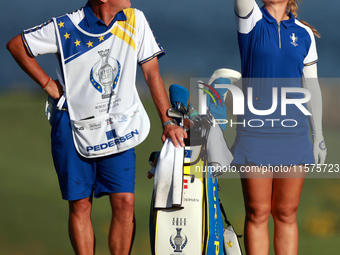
219, 199, 231, 226
219, 199, 243, 238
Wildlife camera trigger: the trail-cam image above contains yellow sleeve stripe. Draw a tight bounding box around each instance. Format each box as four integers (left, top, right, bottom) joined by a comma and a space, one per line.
111, 26, 136, 51
122, 8, 136, 35
118, 21, 136, 36
117, 21, 136, 37
109, 8, 136, 51
304, 59, 318, 66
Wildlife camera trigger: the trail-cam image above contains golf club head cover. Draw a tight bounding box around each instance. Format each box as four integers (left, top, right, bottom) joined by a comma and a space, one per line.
169, 84, 189, 108
207, 77, 229, 130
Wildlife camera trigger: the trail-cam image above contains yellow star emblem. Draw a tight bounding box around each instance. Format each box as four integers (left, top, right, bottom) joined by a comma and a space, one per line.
98, 36, 104, 42
64, 32, 70, 39
226, 240, 233, 248
74, 40, 81, 46
58, 21, 65, 28
87, 41, 94, 47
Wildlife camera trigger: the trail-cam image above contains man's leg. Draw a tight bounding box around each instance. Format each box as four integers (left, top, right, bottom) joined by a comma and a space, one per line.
69, 197, 95, 255
50, 107, 97, 254
108, 193, 135, 255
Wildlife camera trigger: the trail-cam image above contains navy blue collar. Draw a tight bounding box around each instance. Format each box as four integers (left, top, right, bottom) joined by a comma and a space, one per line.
261, 6, 295, 28
83, 2, 127, 30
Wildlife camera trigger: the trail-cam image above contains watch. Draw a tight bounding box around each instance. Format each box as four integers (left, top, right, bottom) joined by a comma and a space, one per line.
162, 119, 178, 128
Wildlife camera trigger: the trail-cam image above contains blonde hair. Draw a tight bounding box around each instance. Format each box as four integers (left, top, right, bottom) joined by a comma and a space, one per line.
287, 0, 321, 38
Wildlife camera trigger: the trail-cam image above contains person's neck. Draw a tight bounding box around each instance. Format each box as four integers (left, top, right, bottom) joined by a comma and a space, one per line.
265, 2, 289, 22
89, 2, 120, 26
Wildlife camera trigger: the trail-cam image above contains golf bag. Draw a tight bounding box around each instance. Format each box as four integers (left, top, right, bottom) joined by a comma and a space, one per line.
149, 70, 243, 255
149, 133, 226, 255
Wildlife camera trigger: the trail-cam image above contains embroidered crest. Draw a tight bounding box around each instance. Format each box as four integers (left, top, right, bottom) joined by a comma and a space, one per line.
290, 33, 298, 47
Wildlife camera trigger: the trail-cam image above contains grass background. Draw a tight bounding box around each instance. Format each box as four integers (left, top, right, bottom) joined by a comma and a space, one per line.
0, 92, 339, 254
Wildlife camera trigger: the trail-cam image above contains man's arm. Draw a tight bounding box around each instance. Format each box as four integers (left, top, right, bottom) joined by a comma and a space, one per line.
6, 34, 63, 99
140, 58, 187, 147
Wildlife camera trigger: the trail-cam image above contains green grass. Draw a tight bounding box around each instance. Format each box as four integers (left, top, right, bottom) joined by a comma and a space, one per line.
0, 92, 339, 254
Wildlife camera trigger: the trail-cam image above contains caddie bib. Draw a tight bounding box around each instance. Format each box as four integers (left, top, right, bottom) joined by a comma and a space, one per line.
53, 8, 150, 158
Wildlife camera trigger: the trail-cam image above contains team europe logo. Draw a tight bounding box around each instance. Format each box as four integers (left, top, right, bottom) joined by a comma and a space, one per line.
169, 228, 188, 253
290, 33, 298, 47
90, 49, 121, 99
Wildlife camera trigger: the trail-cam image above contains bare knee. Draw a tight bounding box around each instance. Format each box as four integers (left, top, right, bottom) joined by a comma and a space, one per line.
272, 204, 298, 224
69, 197, 92, 216
246, 203, 271, 225
110, 193, 135, 215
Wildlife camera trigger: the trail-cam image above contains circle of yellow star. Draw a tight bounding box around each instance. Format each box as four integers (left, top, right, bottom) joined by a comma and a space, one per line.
87, 41, 94, 47
64, 32, 70, 39
98, 36, 104, 42
58, 21, 65, 28
74, 40, 81, 46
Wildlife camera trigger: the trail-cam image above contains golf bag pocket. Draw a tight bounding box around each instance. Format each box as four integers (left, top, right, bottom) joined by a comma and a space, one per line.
71, 103, 150, 158
150, 175, 204, 255
223, 225, 243, 255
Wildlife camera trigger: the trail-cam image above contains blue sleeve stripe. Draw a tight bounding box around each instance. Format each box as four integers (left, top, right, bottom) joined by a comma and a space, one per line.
235, 8, 254, 19
304, 59, 318, 66
138, 50, 165, 65
21, 32, 35, 58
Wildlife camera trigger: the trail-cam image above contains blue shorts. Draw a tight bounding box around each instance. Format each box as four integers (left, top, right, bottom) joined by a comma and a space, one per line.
51, 107, 136, 201
231, 133, 314, 166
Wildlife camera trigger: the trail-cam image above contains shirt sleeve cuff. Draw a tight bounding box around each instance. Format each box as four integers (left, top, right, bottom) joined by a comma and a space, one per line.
138, 50, 165, 66
21, 32, 35, 58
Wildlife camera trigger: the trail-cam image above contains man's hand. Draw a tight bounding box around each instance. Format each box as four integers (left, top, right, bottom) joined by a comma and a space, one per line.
162, 125, 187, 148
45, 79, 64, 99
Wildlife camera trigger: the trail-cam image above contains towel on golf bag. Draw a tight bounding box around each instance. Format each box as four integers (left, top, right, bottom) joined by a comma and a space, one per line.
153, 138, 184, 208
207, 125, 234, 173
